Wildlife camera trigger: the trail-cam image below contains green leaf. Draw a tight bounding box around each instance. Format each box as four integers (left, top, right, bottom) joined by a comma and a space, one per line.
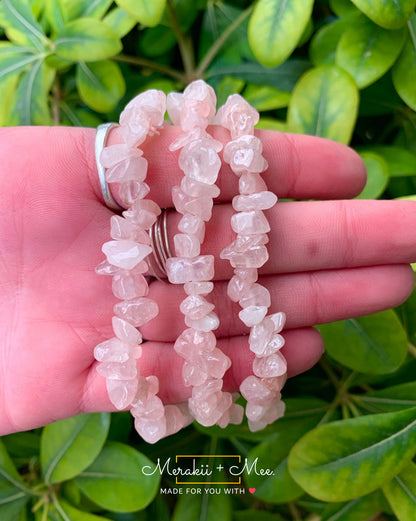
115, 0, 166, 27
256, 118, 287, 132
75, 442, 160, 512
382, 461, 416, 520
356, 152, 389, 199
138, 25, 176, 58
320, 491, 388, 521
41, 413, 110, 485
335, 16, 406, 88
53, 18, 122, 62
215, 76, 245, 108
356, 381, 416, 413
1, 432, 40, 460
330, 0, 360, 16
0, 0, 49, 50
0, 45, 41, 83
319, 310, 408, 374
172, 483, 232, 521
287, 65, 359, 144
358, 145, 416, 176
288, 406, 416, 501
0, 440, 30, 521
349, 0, 416, 29
248, 0, 314, 67
245, 398, 329, 503
103, 7, 136, 38
76, 60, 125, 113
49, 499, 113, 521
243, 84, 291, 111
63, 0, 113, 20
45, 0, 67, 32
309, 18, 351, 66
234, 512, 286, 521
392, 16, 416, 111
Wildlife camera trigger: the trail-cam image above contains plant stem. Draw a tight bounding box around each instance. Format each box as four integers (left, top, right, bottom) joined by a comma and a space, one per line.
319, 357, 342, 390
166, 0, 195, 79
51, 75, 61, 125
196, 5, 253, 76
288, 501, 303, 521
113, 54, 185, 82
408, 342, 416, 357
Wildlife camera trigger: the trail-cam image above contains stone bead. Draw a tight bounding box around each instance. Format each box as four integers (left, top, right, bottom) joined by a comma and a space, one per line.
246, 402, 265, 422
100, 144, 140, 169
119, 181, 149, 206
102, 240, 152, 270
114, 297, 159, 327
216, 94, 259, 137
231, 210, 270, 235
233, 191, 277, 211
229, 245, 269, 269
221, 236, 268, 262
95, 260, 120, 276
166, 91, 183, 125
259, 333, 286, 357
235, 268, 258, 283
169, 127, 205, 152
174, 233, 201, 258
117, 123, 149, 148
239, 173, 268, 195
239, 283, 271, 308
172, 186, 213, 221
179, 139, 221, 185
223, 135, 267, 174
180, 99, 211, 132
180, 294, 215, 320
248, 399, 285, 430
112, 316, 142, 345
96, 358, 137, 380
183, 79, 217, 120
238, 305, 268, 327
184, 281, 214, 296
112, 271, 149, 299
178, 214, 205, 243
123, 199, 161, 230
182, 361, 207, 387
240, 375, 275, 405
94, 338, 141, 363
135, 417, 167, 444
228, 402, 244, 425
205, 348, 232, 378
249, 318, 275, 356
131, 394, 165, 421
269, 312, 286, 332
174, 328, 217, 358
164, 404, 186, 436
253, 352, 287, 378
110, 216, 151, 244
166, 255, 214, 284
193, 378, 223, 399
181, 176, 220, 198
262, 374, 287, 392
106, 378, 138, 410
226, 275, 253, 302
185, 311, 219, 332
106, 156, 148, 184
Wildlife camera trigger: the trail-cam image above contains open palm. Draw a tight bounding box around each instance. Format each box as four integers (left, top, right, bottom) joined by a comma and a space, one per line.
0, 125, 415, 436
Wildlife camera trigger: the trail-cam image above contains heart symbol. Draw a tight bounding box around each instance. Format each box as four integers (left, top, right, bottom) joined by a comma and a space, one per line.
249, 488, 256, 494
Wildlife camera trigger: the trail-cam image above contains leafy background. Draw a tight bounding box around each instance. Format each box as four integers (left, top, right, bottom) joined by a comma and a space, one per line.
1, 0, 416, 520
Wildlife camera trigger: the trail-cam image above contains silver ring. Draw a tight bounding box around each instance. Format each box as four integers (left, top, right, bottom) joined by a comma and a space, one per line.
148, 208, 173, 281
95, 123, 124, 211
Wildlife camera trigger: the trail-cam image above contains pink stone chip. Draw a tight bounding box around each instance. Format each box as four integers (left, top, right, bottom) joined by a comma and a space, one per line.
112, 271, 149, 300
223, 135, 267, 174
106, 156, 148, 184
185, 311, 220, 332
269, 312, 286, 332
112, 316, 142, 345
180, 295, 215, 320
253, 352, 287, 378
166, 255, 214, 284
229, 245, 269, 268
249, 318, 275, 356
172, 186, 213, 221
238, 305, 268, 327
174, 328, 217, 358
240, 375, 274, 405
231, 210, 270, 235
164, 404, 186, 436
114, 297, 159, 327
239, 173, 268, 195
102, 240, 152, 270
96, 358, 137, 380
178, 214, 205, 242
123, 199, 161, 229
181, 176, 220, 198
179, 138, 222, 185
106, 378, 138, 410
233, 191, 277, 211
216, 94, 259, 137
184, 281, 214, 296
110, 216, 151, 244
226, 275, 253, 302
94, 338, 141, 363
239, 283, 271, 308
174, 233, 201, 258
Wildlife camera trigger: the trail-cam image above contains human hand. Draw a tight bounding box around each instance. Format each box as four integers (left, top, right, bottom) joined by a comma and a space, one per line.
0, 125, 415, 435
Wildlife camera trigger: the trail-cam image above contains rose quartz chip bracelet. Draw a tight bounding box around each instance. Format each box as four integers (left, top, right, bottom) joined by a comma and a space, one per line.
94, 90, 190, 443
216, 94, 288, 432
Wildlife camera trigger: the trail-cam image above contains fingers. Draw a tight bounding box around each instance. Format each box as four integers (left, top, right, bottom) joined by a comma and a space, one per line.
81, 327, 324, 413
143, 264, 414, 342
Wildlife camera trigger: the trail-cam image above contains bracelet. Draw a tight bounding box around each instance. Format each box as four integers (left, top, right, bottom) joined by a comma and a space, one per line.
217, 94, 288, 432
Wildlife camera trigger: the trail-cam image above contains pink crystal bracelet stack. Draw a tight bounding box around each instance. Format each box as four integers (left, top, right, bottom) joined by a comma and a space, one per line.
94, 80, 287, 443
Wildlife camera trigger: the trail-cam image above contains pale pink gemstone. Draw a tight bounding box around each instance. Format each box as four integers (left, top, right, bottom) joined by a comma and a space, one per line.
110, 216, 151, 244
94, 338, 141, 363
216, 94, 259, 137
184, 281, 214, 296
226, 275, 253, 302
123, 199, 161, 229
117, 122, 149, 148
223, 136, 267, 174
135, 416, 167, 444
234, 234, 269, 252
166, 91, 183, 125
112, 271, 149, 299
247, 419, 267, 432
185, 311, 219, 332
174, 329, 216, 358
230, 245, 269, 268
120, 89, 166, 137
183, 80, 217, 120
106, 378, 138, 410
180, 99, 211, 131
239, 283, 271, 308
96, 358, 137, 380
240, 375, 275, 405
181, 176, 220, 198
132, 260, 149, 274
200, 392, 232, 427
119, 181, 149, 206
172, 186, 213, 221
180, 294, 215, 320
256, 399, 286, 425
260, 334, 285, 357
166, 255, 214, 284
177, 402, 194, 427
239, 305, 268, 327
174, 233, 200, 258
253, 352, 287, 378
233, 191, 277, 211
182, 361, 207, 387
228, 402, 244, 425
189, 393, 219, 425
246, 402, 265, 421
239, 173, 268, 195
235, 268, 258, 283
114, 297, 159, 327
100, 144, 141, 168
112, 316, 142, 345
131, 394, 165, 420
262, 374, 287, 392
169, 127, 204, 152
164, 405, 186, 436
95, 260, 119, 276
249, 318, 275, 356
217, 410, 230, 428
193, 378, 223, 399
205, 348, 232, 378
231, 210, 270, 235
102, 240, 152, 270
146, 375, 160, 395
269, 312, 286, 332
178, 214, 205, 242
106, 156, 148, 184
179, 138, 221, 185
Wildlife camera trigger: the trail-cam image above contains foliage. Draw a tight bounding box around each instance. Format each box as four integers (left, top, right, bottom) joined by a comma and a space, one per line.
1, 0, 416, 520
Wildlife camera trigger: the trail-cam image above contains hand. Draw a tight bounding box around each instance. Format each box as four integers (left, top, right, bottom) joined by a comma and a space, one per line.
0, 126, 414, 435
